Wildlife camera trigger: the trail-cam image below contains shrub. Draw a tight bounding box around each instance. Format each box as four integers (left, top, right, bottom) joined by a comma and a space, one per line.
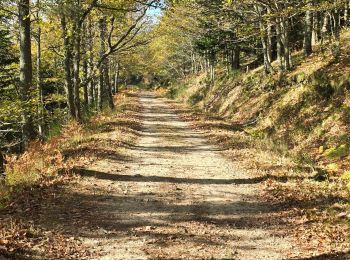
5, 140, 64, 187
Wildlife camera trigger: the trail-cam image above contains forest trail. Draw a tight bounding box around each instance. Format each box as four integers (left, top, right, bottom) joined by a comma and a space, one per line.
76, 91, 292, 259
40, 92, 292, 259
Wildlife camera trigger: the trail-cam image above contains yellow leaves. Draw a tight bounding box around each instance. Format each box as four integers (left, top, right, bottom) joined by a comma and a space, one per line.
341, 171, 350, 189
323, 144, 349, 159
326, 163, 339, 174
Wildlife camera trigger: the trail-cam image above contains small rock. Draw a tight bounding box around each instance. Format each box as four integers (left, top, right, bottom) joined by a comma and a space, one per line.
145, 226, 156, 231
337, 212, 349, 219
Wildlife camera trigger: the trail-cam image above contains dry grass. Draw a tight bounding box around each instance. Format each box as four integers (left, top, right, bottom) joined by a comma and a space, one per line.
161, 30, 350, 257
166, 98, 350, 258
0, 90, 143, 258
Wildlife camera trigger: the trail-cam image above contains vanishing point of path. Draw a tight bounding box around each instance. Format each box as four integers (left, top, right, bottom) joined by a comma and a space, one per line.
51, 92, 292, 259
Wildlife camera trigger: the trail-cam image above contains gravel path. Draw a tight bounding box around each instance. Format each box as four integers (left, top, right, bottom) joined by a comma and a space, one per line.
79, 92, 292, 259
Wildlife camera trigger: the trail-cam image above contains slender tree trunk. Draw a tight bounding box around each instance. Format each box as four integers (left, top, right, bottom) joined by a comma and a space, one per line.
267, 7, 273, 64
260, 24, 273, 73
18, 0, 36, 148
345, 0, 349, 26
98, 17, 107, 110
0, 151, 4, 174
332, 9, 340, 41
87, 17, 95, 107
312, 11, 320, 45
114, 62, 120, 94
257, 5, 273, 74
82, 23, 88, 109
61, 15, 76, 119
276, 17, 284, 72
231, 46, 240, 70
281, 18, 291, 70
73, 20, 82, 121
105, 58, 114, 110
321, 12, 330, 44
304, 9, 313, 56
332, 8, 341, 59
36, 0, 44, 138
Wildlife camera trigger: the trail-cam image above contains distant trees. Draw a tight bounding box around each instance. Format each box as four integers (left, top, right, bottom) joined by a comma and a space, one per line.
149, 0, 350, 82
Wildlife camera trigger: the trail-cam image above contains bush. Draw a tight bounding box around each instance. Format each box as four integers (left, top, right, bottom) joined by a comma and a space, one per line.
5, 140, 64, 187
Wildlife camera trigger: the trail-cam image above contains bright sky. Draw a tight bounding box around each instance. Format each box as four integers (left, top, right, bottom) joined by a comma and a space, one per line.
146, 0, 164, 20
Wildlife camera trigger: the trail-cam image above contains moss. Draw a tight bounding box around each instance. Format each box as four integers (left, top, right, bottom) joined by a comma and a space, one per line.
323, 144, 349, 159
341, 171, 350, 182
296, 72, 307, 83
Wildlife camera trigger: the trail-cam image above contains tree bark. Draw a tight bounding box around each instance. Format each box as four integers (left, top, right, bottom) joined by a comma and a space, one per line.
36, 0, 44, 138
82, 23, 88, 109
321, 12, 330, 44
114, 62, 120, 94
304, 9, 313, 56
276, 17, 284, 72
60, 15, 76, 119
231, 46, 240, 70
281, 18, 291, 70
257, 5, 273, 74
87, 17, 95, 107
18, 0, 36, 148
345, 0, 349, 26
312, 11, 320, 45
73, 14, 82, 121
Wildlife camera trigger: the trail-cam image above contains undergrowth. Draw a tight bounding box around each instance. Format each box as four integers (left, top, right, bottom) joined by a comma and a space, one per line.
0, 90, 141, 208
161, 30, 350, 258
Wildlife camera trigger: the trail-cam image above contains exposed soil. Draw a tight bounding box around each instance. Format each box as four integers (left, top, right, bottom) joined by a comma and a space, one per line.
67, 92, 292, 259
1, 91, 298, 259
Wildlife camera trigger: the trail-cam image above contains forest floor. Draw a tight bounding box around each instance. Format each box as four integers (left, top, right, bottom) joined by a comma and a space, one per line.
1, 91, 349, 259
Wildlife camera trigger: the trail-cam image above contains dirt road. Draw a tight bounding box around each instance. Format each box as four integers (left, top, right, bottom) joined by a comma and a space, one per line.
40, 92, 292, 259
71, 92, 290, 259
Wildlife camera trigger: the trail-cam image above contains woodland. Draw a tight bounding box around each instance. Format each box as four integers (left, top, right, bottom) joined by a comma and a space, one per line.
0, 0, 350, 259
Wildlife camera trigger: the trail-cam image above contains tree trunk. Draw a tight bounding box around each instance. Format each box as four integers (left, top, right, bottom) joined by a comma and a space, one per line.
114, 62, 120, 94
87, 17, 95, 107
321, 12, 330, 44
276, 17, 284, 72
98, 17, 110, 110
73, 19, 82, 121
345, 0, 349, 26
304, 9, 313, 56
36, 0, 44, 138
332, 9, 340, 41
231, 46, 240, 70
312, 11, 320, 45
82, 23, 88, 109
281, 18, 291, 70
105, 59, 114, 110
60, 15, 76, 119
267, 7, 273, 64
0, 151, 4, 174
18, 0, 36, 148
257, 5, 273, 74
